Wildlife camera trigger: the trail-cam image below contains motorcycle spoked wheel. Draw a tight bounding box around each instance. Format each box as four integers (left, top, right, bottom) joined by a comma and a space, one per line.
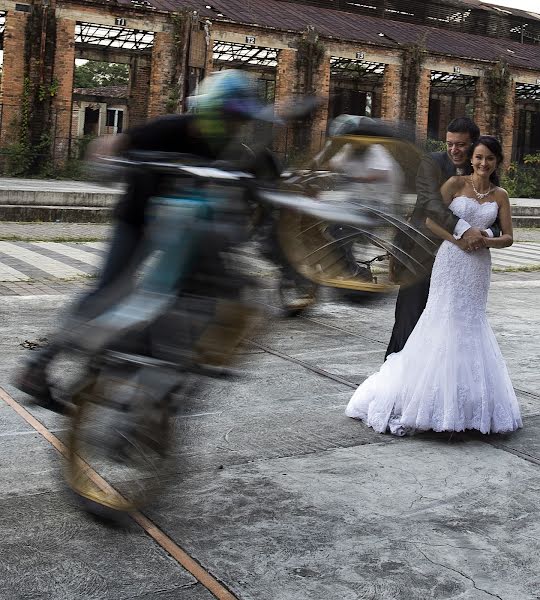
66, 370, 172, 515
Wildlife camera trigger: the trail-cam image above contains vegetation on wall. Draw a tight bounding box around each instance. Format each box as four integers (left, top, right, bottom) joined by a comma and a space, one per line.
400, 39, 426, 124
484, 59, 511, 141
291, 27, 326, 153
295, 26, 326, 93
167, 10, 193, 114
2, 3, 58, 177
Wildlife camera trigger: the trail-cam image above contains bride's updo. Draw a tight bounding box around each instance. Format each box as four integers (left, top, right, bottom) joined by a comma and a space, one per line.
470, 135, 503, 185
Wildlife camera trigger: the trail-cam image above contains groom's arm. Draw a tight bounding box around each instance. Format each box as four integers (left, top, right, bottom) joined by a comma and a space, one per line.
415, 155, 460, 233
416, 156, 485, 245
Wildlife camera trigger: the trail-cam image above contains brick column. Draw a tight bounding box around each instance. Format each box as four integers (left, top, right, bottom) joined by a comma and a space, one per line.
474, 75, 515, 164
474, 76, 489, 137
273, 48, 297, 159
500, 79, 515, 166
0, 11, 28, 146
380, 64, 401, 122
51, 18, 76, 162
128, 56, 152, 127
415, 68, 431, 142
310, 53, 330, 154
148, 31, 176, 118
273, 48, 330, 159
438, 95, 451, 139
205, 34, 214, 74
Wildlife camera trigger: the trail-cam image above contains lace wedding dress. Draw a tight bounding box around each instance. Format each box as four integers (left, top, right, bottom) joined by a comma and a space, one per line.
345, 196, 522, 435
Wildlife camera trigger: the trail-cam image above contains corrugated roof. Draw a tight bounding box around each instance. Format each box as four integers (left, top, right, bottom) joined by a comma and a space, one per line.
472, 1, 540, 21
111, 0, 540, 70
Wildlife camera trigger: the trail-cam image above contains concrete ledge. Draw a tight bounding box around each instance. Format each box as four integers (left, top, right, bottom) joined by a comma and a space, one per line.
0, 177, 122, 207
0, 191, 120, 207
512, 216, 540, 228
0, 205, 112, 223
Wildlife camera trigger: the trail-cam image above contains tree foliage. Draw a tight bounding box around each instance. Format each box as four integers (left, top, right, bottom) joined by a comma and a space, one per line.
73, 61, 130, 88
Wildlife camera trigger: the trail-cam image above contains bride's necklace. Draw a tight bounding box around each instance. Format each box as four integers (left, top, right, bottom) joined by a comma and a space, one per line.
470, 176, 494, 200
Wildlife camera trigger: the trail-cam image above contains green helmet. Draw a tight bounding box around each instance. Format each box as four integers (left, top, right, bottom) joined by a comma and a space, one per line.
188, 69, 266, 120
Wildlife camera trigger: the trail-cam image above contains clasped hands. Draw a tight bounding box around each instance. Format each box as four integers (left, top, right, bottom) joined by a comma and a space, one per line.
456, 228, 488, 252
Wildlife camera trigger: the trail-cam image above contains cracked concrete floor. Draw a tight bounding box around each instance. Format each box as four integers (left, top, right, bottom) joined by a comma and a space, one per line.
0, 275, 539, 600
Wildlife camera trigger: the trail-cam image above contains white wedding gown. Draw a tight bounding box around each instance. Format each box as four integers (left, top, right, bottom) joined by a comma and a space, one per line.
346, 196, 522, 435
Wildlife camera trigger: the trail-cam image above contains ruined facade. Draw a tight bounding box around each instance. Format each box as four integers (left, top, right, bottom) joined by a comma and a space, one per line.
0, 0, 538, 171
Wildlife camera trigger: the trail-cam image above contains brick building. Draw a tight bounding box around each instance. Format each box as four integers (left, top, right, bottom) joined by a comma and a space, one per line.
0, 0, 538, 168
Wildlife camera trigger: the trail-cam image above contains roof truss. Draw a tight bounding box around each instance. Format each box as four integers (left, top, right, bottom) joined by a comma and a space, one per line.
330, 57, 385, 83
516, 83, 540, 102
213, 41, 278, 68
430, 71, 476, 94
75, 22, 154, 50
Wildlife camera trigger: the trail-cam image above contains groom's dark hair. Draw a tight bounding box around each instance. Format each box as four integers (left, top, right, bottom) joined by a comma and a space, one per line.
447, 117, 480, 143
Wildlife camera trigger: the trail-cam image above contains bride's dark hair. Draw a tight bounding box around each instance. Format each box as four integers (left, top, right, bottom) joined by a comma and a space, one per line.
470, 135, 503, 185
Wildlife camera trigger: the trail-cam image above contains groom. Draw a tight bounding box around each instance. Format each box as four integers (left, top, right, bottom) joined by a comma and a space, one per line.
385, 117, 499, 358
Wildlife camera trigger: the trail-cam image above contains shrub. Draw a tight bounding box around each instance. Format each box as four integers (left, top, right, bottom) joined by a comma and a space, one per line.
501, 154, 540, 198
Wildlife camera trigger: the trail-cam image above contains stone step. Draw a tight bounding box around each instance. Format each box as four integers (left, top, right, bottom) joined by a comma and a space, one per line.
511, 215, 540, 228
0, 188, 120, 207
510, 206, 540, 217
0, 205, 112, 223
1, 205, 539, 226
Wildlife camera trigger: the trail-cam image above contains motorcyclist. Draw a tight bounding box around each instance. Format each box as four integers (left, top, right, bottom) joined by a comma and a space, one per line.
322, 115, 404, 279
15, 69, 277, 412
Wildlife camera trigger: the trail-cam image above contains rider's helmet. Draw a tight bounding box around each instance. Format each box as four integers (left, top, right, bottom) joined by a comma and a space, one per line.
188, 69, 273, 146
188, 69, 268, 120
329, 114, 396, 139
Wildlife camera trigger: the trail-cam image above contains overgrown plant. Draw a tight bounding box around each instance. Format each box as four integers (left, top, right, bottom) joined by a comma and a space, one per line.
400, 38, 426, 124
2, 3, 58, 176
484, 60, 511, 140
501, 153, 540, 198
295, 26, 326, 91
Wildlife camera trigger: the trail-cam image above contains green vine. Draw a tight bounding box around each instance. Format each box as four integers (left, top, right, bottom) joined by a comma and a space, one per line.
400, 39, 426, 123
166, 10, 193, 114
1, 3, 59, 176
484, 60, 511, 139
37, 78, 59, 102
485, 60, 510, 107
295, 27, 326, 77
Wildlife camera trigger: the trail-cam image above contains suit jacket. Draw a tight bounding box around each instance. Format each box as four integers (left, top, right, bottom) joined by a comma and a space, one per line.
410, 151, 465, 246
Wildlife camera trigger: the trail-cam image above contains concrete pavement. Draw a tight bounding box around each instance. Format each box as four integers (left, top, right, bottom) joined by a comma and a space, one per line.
0, 262, 539, 599
0, 234, 538, 294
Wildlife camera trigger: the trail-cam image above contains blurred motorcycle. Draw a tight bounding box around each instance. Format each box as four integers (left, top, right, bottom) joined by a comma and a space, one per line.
268, 117, 436, 315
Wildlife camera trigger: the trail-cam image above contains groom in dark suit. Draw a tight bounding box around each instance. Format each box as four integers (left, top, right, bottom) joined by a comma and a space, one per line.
385, 117, 499, 358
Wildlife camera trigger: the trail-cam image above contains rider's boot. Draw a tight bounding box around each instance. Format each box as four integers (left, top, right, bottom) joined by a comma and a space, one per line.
14, 356, 67, 415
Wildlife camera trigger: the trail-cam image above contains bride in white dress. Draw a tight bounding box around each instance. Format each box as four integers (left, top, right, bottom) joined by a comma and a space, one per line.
346, 136, 522, 435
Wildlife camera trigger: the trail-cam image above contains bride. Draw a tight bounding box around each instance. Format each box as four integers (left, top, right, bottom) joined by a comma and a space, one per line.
345, 136, 522, 435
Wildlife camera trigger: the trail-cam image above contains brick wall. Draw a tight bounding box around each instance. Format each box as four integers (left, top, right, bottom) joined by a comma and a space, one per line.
148, 31, 176, 118
473, 76, 489, 139
310, 53, 330, 154
273, 47, 330, 158
474, 75, 515, 165
128, 56, 152, 127
0, 3, 535, 167
415, 68, 431, 142
500, 79, 515, 168
0, 11, 28, 146
380, 64, 401, 122
52, 18, 76, 161
273, 48, 297, 158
